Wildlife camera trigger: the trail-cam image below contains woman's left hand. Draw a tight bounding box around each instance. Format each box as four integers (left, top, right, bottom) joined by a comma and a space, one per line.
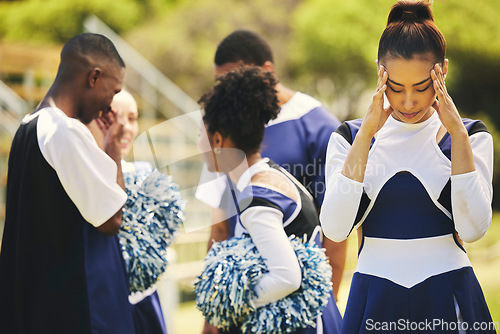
431, 63, 465, 136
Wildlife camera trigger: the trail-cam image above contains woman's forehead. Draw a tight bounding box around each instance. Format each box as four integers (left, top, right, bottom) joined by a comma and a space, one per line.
383, 56, 434, 84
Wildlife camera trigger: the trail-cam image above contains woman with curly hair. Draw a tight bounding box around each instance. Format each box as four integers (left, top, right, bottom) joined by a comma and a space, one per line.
196, 66, 341, 333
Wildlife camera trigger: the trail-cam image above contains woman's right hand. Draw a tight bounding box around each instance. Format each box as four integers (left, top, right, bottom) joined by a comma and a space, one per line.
340, 65, 392, 182
360, 65, 393, 138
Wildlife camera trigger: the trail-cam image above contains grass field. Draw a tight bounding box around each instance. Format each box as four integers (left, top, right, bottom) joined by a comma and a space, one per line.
171, 213, 500, 333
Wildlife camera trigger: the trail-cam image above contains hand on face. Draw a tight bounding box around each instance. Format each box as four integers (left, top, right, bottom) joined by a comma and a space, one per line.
95, 107, 113, 130
95, 90, 139, 158
96, 108, 124, 156
431, 63, 464, 135
360, 65, 393, 138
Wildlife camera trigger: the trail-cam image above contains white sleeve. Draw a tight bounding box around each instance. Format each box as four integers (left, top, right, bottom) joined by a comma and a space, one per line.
452, 132, 493, 242
240, 206, 301, 308
320, 132, 364, 242
38, 111, 127, 227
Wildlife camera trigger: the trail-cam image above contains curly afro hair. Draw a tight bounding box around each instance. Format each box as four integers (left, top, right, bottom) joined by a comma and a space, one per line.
199, 66, 280, 155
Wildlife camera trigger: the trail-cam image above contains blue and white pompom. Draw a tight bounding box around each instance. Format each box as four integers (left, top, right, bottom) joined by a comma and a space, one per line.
120, 169, 185, 293
194, 234, 332, 333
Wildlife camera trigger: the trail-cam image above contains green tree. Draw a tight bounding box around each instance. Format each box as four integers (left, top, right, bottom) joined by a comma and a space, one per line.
289, 0, 500, 121
432, 1, 500, 125
124, 0, 301, 99
289, 0, 500, 207
288, 0, 389, 118
0, 0, 170, 45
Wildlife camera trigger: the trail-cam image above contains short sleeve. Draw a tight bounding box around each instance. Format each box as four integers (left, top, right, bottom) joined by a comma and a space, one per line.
37, 108, 127, 227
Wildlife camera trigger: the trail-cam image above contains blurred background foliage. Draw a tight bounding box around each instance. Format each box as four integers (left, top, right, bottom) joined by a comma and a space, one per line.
2, 0, 498, 119
0, 0, 146, 43
1, 0, 499, 123
4, 0, 496, 206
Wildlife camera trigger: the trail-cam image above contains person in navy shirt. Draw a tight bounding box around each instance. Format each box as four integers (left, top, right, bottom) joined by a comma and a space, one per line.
196, 33, 346, 327
89, 90, 168, 334
0, 33, 135, 334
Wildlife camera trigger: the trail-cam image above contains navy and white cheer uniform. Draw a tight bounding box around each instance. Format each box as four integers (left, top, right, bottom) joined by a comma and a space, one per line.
196, 92, 340, 236
261, 92, 341, 209
123, 161, 168, 334
321, 112, 494, 333
0, 107, 135, 333
226, 158, 342, 334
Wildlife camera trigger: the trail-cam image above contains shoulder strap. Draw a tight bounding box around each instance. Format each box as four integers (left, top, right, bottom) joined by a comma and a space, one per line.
240, 197, 282, 214
465, 119, 489, 136
335, 122, 353, 144
439, 119, 489, 161
335, 119, 374, 147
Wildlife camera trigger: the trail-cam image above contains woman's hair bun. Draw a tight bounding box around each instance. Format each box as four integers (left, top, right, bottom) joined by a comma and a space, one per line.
378, 0, 445, 62
387, 1, 434, 25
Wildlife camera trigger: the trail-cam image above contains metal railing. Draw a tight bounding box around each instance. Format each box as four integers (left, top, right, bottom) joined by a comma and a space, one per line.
0, 79, 29, 244
0, 80, 29, 136
83, 15, 200, 120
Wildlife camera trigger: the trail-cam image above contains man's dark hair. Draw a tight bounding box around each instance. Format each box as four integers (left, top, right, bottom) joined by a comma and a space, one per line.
60, 33, 125, 69
214, 30, 273, 67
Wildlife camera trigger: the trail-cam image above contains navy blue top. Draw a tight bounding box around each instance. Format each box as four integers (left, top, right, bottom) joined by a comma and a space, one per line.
262, 105, 340, 208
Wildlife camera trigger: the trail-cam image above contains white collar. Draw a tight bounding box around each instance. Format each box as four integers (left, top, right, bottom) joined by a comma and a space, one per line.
266, 92, 322, 127
385, 110, 438, 130
235, 158, 271, 192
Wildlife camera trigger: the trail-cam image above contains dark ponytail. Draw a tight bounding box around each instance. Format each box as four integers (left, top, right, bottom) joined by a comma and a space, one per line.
378, 1, 446, 63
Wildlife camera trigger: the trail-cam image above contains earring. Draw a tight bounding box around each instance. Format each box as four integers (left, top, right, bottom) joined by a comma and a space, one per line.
214, 147, 221, 154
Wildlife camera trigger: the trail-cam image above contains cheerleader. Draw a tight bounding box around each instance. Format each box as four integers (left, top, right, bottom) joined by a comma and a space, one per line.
320, 1, 495, 333
199, 31, 345, 306
196, 66, 341, 333
111, 91, 168, 334
91, 90, 184, 333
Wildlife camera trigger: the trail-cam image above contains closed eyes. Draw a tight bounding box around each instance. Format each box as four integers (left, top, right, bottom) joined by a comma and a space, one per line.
416, 82, 432, 92
388, 82, 432, 93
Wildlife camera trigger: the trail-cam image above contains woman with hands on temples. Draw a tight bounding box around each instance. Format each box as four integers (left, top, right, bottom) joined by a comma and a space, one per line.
320, 1, 495, 333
